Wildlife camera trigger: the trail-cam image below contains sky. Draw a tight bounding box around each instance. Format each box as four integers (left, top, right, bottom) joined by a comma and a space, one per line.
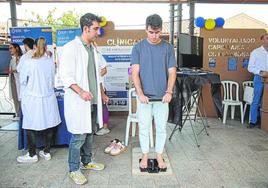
0, 2, 268, 29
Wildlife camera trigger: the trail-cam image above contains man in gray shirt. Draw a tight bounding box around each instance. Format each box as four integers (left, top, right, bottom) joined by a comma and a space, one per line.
131, 14, 177, 170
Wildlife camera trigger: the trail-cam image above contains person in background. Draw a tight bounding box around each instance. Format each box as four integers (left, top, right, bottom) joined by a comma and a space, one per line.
60, 13, 107, 185
247, 33, 268, 128
16, 37, 61, 163
9, 43, 23, 119
34, 38, 52, 57
95, 49, 110, 136
131, 14, 177, 170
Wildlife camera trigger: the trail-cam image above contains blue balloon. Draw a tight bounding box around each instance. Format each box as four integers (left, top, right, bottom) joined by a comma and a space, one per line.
215, 17, 225, 27
195, 17, 205, 28
99, 27, 104, 36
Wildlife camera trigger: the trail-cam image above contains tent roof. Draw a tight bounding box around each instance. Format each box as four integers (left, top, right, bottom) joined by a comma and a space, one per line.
0, 0, 267, 3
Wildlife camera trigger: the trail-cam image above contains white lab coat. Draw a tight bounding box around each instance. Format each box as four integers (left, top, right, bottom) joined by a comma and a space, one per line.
17, 50, 34, 100
9, 56, 20, 100
60, 36, 103, 134
20, 55, 61, 130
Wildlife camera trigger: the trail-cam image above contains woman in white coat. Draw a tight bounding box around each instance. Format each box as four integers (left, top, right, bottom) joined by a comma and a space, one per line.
9, 43, 23, 118
17, 37, 61, 163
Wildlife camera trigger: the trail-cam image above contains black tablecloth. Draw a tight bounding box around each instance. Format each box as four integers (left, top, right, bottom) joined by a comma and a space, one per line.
168, 71, 222, 125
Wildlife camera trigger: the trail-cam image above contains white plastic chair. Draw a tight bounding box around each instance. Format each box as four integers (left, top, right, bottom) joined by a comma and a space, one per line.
125, 88, 154, 147
242, 81, 254, 123
221, 81, 244, 124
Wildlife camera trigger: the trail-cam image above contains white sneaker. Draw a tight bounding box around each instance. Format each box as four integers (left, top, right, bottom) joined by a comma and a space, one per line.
17, 152, 38, 163
95, 128, 110, 136
110, 141, 127, 156
39, 150, 51, 161
104, 139, 119, 154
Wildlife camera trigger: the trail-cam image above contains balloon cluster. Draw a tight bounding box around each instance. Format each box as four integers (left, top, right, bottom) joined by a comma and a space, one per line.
195, 17, 225, 31
99, 16, 107, 37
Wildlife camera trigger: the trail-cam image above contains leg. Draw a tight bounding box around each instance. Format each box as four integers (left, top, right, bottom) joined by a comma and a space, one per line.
95, 104, 110, 136
43, 127, 55, 153
68, 134, 87, 172
26, 129, 36, 157
102, 104, 109, 129
152, 102, 169, 169
92, 105, 98, 133
149, 122, 154, 148
81, 133, 93, 165
250, 75, 264, 124
10, 74, 20, 116
17, 129, 38, 163
137, 100, 152, 168
81, 104, 97, 165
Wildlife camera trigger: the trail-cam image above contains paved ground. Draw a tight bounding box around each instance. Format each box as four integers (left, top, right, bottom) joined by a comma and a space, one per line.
0, 115, 268, 188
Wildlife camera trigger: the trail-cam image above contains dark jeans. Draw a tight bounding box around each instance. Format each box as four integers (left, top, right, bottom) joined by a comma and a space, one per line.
68, 105, 97, 172
26, 127, 55, 157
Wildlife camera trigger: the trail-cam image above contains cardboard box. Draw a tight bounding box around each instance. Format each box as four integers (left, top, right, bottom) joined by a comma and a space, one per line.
261, 110, 268, 133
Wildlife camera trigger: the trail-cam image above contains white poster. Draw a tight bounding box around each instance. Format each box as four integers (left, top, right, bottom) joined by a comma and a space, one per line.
98, 46, 132, 111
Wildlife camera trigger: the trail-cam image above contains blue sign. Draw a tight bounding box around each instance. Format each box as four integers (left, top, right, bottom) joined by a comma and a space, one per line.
56, 28, 81, 47
209, 58, 216, 68
228, 57, 237, 71
10, 27, 53, 45
106, 91, 127, 98
242, 58, 249, 69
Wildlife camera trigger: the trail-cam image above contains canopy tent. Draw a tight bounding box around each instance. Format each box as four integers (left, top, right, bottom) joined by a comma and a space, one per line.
0, 0, 268, 3
1, 0, 267, 65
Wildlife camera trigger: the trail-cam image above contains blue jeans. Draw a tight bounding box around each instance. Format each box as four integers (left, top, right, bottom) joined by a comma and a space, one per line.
68, 105, 97, 172
250, 75, 264, 124
137, 100, 169, 154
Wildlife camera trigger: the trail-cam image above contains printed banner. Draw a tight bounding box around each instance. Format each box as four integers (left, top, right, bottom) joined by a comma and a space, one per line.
56, 28, 81, 47
98, 46, 132, 111
10, 27, 53, 47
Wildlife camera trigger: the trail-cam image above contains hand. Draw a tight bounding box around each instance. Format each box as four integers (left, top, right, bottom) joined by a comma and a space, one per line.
138, 94, 149, 104
8, 69, 16, 74
80, 90, 93, 101
260, 71, 268, 77
162, 93, 172, 103
100, 67, 107, 77
102, 93, 109, 104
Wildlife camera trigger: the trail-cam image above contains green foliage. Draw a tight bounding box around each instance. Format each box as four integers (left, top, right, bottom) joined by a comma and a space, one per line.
28, 8, 80, 43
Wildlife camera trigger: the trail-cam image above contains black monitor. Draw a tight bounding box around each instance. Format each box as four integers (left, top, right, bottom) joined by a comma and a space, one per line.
0, 45, 11, 76
179, 34, 203, 55
181, 54, 203, 68
178, 34, 203, 68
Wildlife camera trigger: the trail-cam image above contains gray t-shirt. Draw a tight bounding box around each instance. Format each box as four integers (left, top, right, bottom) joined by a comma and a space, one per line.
131, 39, 177, 98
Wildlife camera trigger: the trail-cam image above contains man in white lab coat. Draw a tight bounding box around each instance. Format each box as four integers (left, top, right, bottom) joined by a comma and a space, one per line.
60, 13, 108, 185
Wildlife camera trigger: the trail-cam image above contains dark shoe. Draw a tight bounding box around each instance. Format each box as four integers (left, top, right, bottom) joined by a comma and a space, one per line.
247, 123, 257, 129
